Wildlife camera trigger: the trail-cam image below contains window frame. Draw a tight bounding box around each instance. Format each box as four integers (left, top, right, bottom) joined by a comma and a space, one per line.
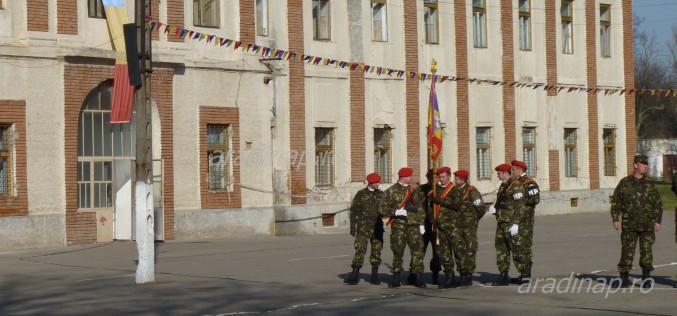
522, 127, 537, 178
476, 127, 492, 180
315, 128, 335, 188
600, 4, 611, 57
256, 0, 270, 36
206, 124, 232, 191
88, 0, 106, 19
371, 0, 388, 42
518, 0, 531, 51
0, 124, 14, 197
313, 0, 332, 40
472, 0, 487, 48
564, 128, 578, 177
561, 0, 574, 54
193, 0, 221, 28
424, 0, 439, 45
603, 128, 616, 176
374, 127, 392, 183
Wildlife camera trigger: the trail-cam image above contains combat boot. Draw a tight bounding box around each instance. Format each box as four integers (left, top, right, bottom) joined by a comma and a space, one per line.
641, 269, 653, 289
460, 273, 473, 287
431, 270, 440, 285
492, 271, 510, 286
439, 271, 456, 289
343, 267, 360, 285
370, 266, 381, 285
414, 273, 427, 288
519, 269, 532, 285
389, 272, 401, 288
618, 272, 631, 288
406, 270, 416, 285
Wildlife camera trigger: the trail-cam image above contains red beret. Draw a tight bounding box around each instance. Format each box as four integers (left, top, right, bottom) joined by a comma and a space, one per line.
511, 160, 528, 170
437, 167, 451, 175
398, 167, 413, 177
495, 164, 512, 172
366, 173, 381, 183
454, 170, 469, 178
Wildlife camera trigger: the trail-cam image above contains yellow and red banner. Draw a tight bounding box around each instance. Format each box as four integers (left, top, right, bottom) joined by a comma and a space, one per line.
103, 0, 135, 123
428, 76, 442, 161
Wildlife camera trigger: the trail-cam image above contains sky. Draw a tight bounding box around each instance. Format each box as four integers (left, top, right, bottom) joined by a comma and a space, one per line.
633, 0, 677, 65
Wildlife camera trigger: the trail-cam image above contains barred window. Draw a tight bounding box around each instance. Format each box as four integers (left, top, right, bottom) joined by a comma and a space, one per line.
256, 0, 269, 36
207, 124, 231, 190
473, 0, 487, 48
315, 128, 334, 187
372, 0, 388, 42
603, 129, 616, 176
88, 0, 106, 19
522, 127, 537, 178
564, 128, 578, 177
0, 124, 13, 196
193, 0, 220, 28
374, 127, 392, 183
476, 127, 492, 180
313, 0, 331, 40
562, 0, 573, 54
519, 0, 531, 50
424, 0, 439, 44
600, 4, 611, 57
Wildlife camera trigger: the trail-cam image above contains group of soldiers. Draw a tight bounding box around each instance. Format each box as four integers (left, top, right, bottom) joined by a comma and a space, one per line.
344, 154, 676, 289
343, 160, 540, 289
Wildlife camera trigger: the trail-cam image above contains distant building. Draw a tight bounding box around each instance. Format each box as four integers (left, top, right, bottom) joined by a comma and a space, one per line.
0, 0, 636, 251
638, 138, 677, 180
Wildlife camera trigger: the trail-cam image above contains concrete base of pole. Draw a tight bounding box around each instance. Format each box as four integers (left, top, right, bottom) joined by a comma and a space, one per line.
135, 181, 155, 284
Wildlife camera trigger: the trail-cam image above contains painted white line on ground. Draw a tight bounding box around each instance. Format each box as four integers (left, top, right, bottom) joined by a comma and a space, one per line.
287, 255, 349, 262
76, 274, 134, 282
574, 232, 617, 237
653, 262, 677, 268
590, 270, 605, 274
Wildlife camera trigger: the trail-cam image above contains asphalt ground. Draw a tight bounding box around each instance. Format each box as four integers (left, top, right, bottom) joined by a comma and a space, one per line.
0, 212, 676, 315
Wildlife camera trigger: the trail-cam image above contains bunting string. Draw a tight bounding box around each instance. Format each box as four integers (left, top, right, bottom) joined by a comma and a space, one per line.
145, 17, 677, 98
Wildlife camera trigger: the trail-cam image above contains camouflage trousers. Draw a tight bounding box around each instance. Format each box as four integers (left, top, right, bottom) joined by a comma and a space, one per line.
458, 225, 479, 274
436, 226, 465, 274
422, 227, 441, 273
390, 223, 424, 274
495, 222, 523, 273
351, 231, 384, 268
518, 212, 535, 271
618, 229, 655, 273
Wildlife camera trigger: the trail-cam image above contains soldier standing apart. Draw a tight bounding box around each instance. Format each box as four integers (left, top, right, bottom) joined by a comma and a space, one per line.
450, 170, 486, 287
611, 154, 663, 288
511, 160, 540, 284
418, 169, 442, 285
380, 167, 426, 288
672, 169, 676, 288
344, 173, 384, 285
489, 164, 527, 286
428, 167, 460, 288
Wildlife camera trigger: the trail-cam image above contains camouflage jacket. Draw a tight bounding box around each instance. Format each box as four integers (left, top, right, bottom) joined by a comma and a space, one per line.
518, 175, 541, 212
494, 179, 527, 224
433, 182, 458, 229
350, 187, 384, 236
450, 183, 486, 227
611, 175, 663, 231
379, 183, 425, 226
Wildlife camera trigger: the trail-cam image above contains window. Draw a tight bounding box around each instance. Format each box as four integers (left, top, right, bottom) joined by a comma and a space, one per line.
313, 0, 331, 40
193, 0, 220, 28
564, 129, 578, 177
519, 0, 531, 50
600, 4, 611, 57
603, 129, 616, 176
424, 0, 439, 44
372, 0, 388, 42
374, 127, 392, 183
0, 124, 13, 196
562, 0, 573, 54
476, 127, 491, 179
88, 0, 106, 19
207, 124, 231, 190
256, 0, 269, 36
315, 128, 335, 187
522, 127, 536, 178
473, 0, 487, 48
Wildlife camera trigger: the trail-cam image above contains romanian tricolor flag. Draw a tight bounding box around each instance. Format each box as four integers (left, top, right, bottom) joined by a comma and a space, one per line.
103, 0, 135, 123
428, 76, 442, 161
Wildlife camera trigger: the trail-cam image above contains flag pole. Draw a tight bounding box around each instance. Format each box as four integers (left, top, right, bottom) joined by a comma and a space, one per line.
430, 59, 439, 245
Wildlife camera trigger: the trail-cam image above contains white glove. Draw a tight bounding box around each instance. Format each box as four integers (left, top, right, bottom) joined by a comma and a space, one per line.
395, 208, 407, 217
509, 224, 519, 236
489, 205, 497, 214
419, 225, 425, 235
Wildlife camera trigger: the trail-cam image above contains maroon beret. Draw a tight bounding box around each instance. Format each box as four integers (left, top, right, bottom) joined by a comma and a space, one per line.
398, 167, 413, 177
366, 173, 381, 183
495, 164, 512, 172
511, 160, 528, 170
454, 170, 469, 178
437, 167, 451, 175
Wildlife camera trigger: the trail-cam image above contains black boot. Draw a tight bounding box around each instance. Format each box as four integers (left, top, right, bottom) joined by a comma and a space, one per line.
641, 269, 652, 289
492, 271, 510, 286
619, 272, 631, 288
389, 272, 401, 288
370, 266, 381, 285
406, 270, 416, 285
431, 270, 440, 285
343, 267, 360, 285
414, 273, 427, 288
460, 273, 473, 287
519, 269, 532, 285
439, 271, 456, 289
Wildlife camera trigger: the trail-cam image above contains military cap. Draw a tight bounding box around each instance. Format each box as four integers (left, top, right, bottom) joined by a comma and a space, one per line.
366, 173, 381, 183
398, 167, 413, 177
454, 170, 469, 179
437, 167, 452, 175
495, 164, 512, 172
634, 154, 649, 165
511, 160, 528, 170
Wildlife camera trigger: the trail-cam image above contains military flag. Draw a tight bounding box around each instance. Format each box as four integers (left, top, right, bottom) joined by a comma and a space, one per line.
428, 76, 443, 161
103, 0, 135, 123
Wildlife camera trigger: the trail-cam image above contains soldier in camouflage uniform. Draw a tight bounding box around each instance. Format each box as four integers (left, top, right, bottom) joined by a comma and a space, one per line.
418, 169, 442, 285
673, 170, 676, 288
380, 167, 426, 288
511, 160, 540, 284
489, 164, 527, 286
429, 167, 460, 288
344, 173, 384, 285
611, 155, 663, 288
449, 170, 486, 287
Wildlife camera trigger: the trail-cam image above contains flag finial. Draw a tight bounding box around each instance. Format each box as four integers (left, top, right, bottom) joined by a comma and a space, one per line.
431, 59, 437, 74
